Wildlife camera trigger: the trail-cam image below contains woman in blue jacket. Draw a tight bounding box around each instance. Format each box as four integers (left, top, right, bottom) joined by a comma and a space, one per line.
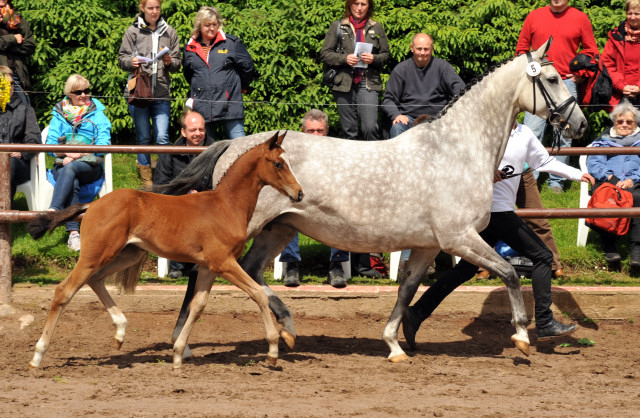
46, 74, 111, 251
183, 6, 255, 141
587, 100, 640, 265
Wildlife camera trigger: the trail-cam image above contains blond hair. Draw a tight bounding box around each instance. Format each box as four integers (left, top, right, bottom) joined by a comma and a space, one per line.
139, 0, 162, 10
191, 6, 223, 39
627, 0, 640, 11
63, 74, 90, 96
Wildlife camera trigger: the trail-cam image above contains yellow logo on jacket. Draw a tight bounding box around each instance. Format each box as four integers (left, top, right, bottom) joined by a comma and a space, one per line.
217, 49, 228, 54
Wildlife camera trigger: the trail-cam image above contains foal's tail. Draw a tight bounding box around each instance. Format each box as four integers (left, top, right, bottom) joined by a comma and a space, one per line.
112, 252, 148, 295
153, 139, 232, 195
27, 203, 90, 239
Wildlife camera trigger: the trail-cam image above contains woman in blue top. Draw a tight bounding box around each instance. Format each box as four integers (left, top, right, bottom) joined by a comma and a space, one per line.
587, 99, 640, 265
183, 6, 255, 141
46, 74, 111, 251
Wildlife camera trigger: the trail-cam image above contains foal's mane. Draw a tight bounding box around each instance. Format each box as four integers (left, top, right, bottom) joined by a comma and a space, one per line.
431, 56, 518, 121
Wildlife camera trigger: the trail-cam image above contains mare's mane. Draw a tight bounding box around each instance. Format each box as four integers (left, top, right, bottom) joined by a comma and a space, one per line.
431, 56, 518, 121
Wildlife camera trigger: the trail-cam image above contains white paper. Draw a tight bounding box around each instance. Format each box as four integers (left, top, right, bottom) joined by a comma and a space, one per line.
353, 42, 373, 68
135, 47, 171, 64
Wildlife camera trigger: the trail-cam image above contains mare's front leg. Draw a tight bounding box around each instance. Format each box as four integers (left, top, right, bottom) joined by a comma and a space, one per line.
442, 230, 530, 355
383, 248, 440, 363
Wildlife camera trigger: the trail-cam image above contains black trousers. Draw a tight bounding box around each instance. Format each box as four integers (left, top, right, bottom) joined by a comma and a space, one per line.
10, 156, 31, 202
412, 211, 554, 326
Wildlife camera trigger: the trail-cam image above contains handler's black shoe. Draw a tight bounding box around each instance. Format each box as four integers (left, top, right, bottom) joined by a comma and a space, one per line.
535, 319, 577, 341
630, 244, 640, 268
329, 262, 347, 288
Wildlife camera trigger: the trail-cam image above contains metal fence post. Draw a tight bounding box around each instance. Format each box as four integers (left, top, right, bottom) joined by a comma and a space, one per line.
0, 153, 11, 306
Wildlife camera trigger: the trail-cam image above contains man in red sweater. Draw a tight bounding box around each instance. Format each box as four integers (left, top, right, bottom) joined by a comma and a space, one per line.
516, 0, 598, 193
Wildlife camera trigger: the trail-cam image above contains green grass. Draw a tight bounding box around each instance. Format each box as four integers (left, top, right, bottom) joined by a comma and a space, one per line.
9, 155, 640, 286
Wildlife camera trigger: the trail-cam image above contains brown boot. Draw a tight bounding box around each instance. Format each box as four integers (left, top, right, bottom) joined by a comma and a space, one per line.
137, 164, 153, 189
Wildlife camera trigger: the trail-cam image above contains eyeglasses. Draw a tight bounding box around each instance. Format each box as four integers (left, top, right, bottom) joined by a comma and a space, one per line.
70, 88, 91, 96
615, 119, 636, 125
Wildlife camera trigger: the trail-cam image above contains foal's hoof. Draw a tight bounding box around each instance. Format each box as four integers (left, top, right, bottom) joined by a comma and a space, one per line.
388, 353, 410, 363
266, 355, 278, 367
114, 338, 124, 350
511, 336, 530, 356
280, 329, 296, 350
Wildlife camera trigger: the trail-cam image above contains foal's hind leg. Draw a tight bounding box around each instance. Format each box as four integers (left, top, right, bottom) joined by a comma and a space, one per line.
30, 270, 93, 368
383, 248, 440, 363
87, 246, 147, 350
442, 231, 530, 355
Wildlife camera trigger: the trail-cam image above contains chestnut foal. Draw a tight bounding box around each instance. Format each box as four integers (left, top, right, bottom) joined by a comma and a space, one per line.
27, 131, 303, 369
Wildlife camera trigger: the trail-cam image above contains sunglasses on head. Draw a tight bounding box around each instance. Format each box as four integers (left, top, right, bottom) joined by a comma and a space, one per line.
70, 88, 91, 96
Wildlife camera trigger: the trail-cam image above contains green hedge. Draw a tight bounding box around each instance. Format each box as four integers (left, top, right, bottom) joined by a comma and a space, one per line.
16, 0, 627, 143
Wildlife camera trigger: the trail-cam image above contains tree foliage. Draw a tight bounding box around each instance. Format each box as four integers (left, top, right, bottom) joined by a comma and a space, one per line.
14, 0, 627, 142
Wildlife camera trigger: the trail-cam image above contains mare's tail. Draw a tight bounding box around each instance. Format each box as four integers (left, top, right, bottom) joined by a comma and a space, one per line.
153, 139, 232, 195
27, 204, 90, 239
113, 252, 148, 295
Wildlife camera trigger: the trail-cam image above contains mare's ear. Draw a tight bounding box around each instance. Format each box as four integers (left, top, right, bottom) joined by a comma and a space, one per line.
268, 130, 286, 149
532, 37, 553, 61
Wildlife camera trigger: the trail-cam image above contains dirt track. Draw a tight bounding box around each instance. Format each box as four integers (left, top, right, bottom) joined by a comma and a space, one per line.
1, 284, 640, 417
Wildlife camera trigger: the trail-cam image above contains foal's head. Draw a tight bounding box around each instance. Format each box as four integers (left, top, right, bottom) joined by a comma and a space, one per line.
258, 131, 304, 202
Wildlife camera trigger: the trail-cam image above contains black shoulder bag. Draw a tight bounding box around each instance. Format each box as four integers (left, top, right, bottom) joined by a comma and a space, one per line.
322, 23, 344, 87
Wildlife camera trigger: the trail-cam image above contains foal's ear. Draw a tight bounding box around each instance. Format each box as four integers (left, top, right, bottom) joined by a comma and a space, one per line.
268, 130, 286, 150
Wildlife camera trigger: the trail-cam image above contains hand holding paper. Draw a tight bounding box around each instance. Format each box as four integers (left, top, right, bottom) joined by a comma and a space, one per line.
353, 42, 373, 68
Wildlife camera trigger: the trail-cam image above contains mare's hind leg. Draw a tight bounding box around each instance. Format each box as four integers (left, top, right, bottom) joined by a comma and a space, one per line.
87, 246, 147, 350
442, 230, 530, 355
383, 248, 440, 363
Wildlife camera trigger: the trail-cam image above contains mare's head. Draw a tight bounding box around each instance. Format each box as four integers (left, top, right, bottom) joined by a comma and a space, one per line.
257, 131, 304, 202
517, 38, 587, 139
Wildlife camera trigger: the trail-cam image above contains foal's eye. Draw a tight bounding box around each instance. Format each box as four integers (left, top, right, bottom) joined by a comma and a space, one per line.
274, 161, 283, 169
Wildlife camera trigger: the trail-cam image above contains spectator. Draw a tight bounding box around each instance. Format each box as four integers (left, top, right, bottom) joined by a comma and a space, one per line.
183, 6, 255, 141
403, 121, 594, 346
118, 0, 181, 188
382, 33, 464, 138
602, 0, 640, 108
587, 100, 640, 265
320, 0, 389, 141
153, 110, 214, 278
516, 0, 598, 193
0, 0, 35, 102
46, 74, 111, 252
280, 109, 351, 288
0, 65, 39, 207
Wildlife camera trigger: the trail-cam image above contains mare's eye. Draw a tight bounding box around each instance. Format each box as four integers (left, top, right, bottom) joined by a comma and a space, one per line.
547, 76, 558, 84
274, 161, 283, 169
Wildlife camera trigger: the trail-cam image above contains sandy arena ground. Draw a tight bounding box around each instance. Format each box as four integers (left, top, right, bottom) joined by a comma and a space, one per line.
1, 284, 640, 417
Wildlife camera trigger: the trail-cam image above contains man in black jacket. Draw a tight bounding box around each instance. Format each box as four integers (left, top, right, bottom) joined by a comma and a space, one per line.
153, 110, 214, 278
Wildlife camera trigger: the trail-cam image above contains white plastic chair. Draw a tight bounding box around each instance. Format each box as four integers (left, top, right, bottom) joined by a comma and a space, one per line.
577, 144, 593, 246
158, 257, 170, 278
15, 154, 39, 210
37, 126, 112, 211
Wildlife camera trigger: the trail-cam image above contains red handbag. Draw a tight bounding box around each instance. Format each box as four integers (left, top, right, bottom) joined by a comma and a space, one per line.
586, 183, 634, 236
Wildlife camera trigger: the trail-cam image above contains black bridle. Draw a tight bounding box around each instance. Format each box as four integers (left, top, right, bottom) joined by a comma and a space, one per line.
502, 52, 579, 179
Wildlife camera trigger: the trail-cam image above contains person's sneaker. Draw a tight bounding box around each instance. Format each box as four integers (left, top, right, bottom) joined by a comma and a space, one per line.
630, 244, 640, 268
283, 262, 300, 287
329, 262, 347, 288
67, 233, 81, 252
168, 269, 182, 279
535, 319, 577, 341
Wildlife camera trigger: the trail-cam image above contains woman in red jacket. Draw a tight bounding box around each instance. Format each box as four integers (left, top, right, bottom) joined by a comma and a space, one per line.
602, 0, 640, 108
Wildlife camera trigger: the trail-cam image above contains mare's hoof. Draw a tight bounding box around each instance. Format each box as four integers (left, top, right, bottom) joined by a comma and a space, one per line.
281, 330, 296, 350
114, 338, 123, 350
511, 336, 530, 356
402, 307, 421, 351
388, 353, 410, 363
266, 355, 278, 367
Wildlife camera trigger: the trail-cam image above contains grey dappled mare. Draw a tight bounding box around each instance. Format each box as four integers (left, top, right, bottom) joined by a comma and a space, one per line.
164, 39, 587, 362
